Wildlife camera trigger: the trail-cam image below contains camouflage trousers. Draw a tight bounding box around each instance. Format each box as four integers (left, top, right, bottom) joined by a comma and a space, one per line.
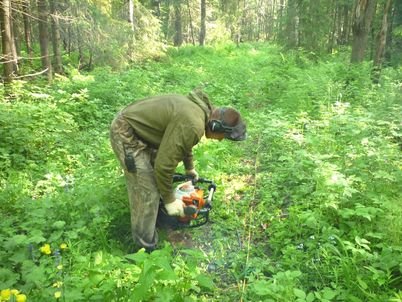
110, 112, 160, 250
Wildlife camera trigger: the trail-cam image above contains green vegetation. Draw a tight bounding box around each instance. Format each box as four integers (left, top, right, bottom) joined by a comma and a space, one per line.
1, 43, 401, 301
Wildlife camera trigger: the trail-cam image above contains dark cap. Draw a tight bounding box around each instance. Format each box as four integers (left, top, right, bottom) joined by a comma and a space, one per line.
217, 107, 247, 141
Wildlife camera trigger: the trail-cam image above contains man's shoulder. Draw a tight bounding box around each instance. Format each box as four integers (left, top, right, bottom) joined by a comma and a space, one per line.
149, 94, 188, 102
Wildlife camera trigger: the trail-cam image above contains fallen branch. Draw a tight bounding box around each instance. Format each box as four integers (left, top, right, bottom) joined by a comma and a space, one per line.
13, 68, 49, 79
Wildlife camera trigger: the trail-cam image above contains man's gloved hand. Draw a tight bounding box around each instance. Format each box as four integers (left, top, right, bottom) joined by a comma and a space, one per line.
165, 199, 185, 217
185, 168, 199, 181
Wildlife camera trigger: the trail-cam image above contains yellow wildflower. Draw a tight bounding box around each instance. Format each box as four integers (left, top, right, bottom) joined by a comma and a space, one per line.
10, 289, 20, 295
16, 294, 27, 302
54, 291, 62, 299
52, 281, 63, 288
57, 264, 63, 270
1, 289, 11, 300
40, 243, 52, 255
60, 243, 68, 250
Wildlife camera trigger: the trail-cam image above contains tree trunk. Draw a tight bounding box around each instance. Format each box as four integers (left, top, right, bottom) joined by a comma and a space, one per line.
153, 0, 161, 17
285, 0, 298, 49
254, 2, 260, 40
372, 0, 393, 83
62, 0, 72, 55
277, 0, 285, 42
173, 1, 183, 46
328, 1, 338, 53
384, 1, 395, 62
77, 26, 84, 69
186, 0, 195, 45
10, 3, 20, 64
38, 0, 53, 82
340, 5, 351, 44
199, 0, 206, 46
390, 1, 402, 63
128, 0, 135, 31
67, 24, 72, 55
351, 0, 377, 63
236, 0, 248, 46
1, 0, 16, 84
22, 0, 33, 63
49, 0, 63, 74
266, 0, 275, 40
162, 0, 170, 40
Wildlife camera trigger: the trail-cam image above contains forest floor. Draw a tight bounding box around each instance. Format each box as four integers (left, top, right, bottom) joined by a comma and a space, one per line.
1, 43, 401, 301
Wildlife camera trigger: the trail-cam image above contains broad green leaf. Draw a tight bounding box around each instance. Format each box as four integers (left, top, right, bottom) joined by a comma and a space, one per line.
293, 288, 306, 299
52, 220, 66, 229
155, 288, 176, 302
66, 230, 78, 239
357, 276, 368, 290
0, 268, 19, 288
49, 229, 64, 242
125, 249, 149, 264
157, 269, 177, 281
22, 264, 46, 287
306, 292, 315, 302
322, 287, 338, 300
5, 234, 27, 249
252, 280, 271, 296
131, 269, 156, 302
152, 255, 174, 272
196, 274, 215, 291
28, 229, 46, 244
9, 248, 28, 264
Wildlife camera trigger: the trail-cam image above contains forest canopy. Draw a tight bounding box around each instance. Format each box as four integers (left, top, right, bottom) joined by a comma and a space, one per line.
1, 0, 401, 82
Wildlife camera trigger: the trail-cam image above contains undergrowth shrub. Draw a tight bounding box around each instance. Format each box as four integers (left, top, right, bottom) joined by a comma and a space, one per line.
1, 43, 401, 301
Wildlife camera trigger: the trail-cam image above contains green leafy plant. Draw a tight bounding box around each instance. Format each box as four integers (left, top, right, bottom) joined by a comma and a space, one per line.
1, 43, 401, 301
